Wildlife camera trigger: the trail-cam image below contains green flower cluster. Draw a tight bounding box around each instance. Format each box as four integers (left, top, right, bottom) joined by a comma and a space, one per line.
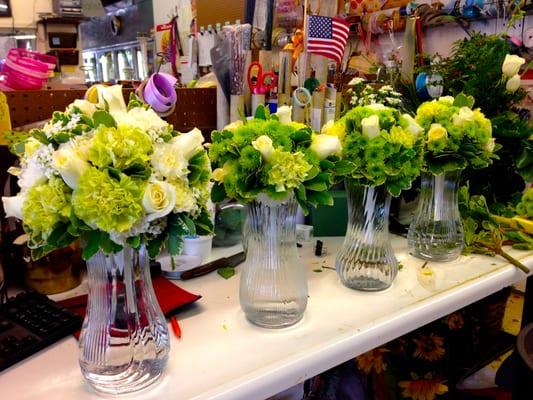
210, 106, 343, 213
22, 177, 71, 236
516, 188, 533, 218
333, 105, 424, 197
415, 95, 499, 174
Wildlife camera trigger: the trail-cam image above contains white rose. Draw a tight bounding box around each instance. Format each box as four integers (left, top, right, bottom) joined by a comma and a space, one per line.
367, 103, 387, 111
438, 96, 455, 105
96, 84, 127, 114
276, 105, 292, 124
321, 119, 334, 135
402, 114, 423, 137
223, 120, 244, 132
67, 99, 97, 117
361, 115, 381, 139
142, 180, 176, 222
428, 123, 448, 141
506, 74, 521, 92
152, 143, 189, 180
310, 134, 342, 159
484, 138, 496, 152
502, 54, 525, 78
52, 145, 90, 189
171, 128, 205, 160
113, 107, 168, 132
252, 135, 274, 161
2, 195, 25, 220
453, 107, 475, 126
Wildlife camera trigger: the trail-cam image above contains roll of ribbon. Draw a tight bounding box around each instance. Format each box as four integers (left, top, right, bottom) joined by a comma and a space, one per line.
142, 72, 178, 114
415, 72, 430, 101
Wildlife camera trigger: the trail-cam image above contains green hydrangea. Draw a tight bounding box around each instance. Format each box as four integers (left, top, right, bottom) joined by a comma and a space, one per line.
72, 167, 145, 233
88, 124, 153, 170
264, 149, 312, 192
22, 177, 71, 235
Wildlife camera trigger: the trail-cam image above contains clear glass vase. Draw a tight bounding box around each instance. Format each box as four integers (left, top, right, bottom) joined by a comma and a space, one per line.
79, 245, 170, 394
240, 193, 307, 328
408, 170, 463, 262
336, 180, 398, 291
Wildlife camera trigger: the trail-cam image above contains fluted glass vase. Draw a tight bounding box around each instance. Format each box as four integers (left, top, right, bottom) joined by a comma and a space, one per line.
79, 244, 170, 395
240, 193, 307, 328
408, 170, 463, 262
336, 180, 398, 291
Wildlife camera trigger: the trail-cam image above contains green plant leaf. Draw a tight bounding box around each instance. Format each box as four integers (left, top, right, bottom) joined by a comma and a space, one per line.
81, 230, 101, 260
211, 183, 227, 203
147, 234, 166, 259
453, 93, 475, 108
307, 190, 334, 207
126, 235, 141, 249
93, 110, 117, 128
31, 129, 49, 145
181, 214, 196, 236
217, 266, 236, 279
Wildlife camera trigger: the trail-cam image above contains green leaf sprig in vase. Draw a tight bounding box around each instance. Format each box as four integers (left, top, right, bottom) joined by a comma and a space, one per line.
209, 105, 342, 327
326, 104, 424, 291
407, 95, 498, 262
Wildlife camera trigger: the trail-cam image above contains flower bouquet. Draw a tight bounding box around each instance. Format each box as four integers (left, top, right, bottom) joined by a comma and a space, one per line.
407, 95, 498, 262
327, 104, 424, 291
2, 85, 213, 394
209, 106, 342, 327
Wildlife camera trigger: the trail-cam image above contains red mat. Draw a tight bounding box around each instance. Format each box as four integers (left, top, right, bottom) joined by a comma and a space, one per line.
58, 275, 201, 338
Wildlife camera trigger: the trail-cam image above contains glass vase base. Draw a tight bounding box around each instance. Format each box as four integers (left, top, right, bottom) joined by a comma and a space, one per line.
410, 245, 462, 263
81, 360, 166, 395
243, 303, 305, 328
338, 275, 393, 291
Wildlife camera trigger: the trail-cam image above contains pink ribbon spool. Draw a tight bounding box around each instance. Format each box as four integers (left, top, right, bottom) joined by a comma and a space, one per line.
2, 49, 54, 90
142, 73, 178, 113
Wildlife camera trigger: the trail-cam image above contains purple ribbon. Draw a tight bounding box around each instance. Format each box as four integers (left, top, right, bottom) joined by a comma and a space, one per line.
143, 72, 178, 113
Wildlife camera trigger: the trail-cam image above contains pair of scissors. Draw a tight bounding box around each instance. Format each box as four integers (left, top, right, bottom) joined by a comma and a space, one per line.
247, 61, 277, 94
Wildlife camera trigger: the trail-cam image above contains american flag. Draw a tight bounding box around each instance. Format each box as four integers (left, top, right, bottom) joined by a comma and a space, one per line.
306, 15, 350, 64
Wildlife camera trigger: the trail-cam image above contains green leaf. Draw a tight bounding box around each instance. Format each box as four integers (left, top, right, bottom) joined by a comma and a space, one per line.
54, 132, 71, 143
93, 110, 117, 128
31, 129, 49, 145
453, 92, 475, 108
305, 180, 328, 192
291, 129, 311, 142
99, 232, 122, 254
217, 266, 236, 279
181, 214, 196, 236
211, 183, 227, 203
194, 209, 214, 235
126, 235, 142, 249
254, 105, 268, 120
334, 160, 357, 176
147, 234, 166, 259
307, 190, 334, 207
319, 159, 335, 170
305, 166, 320, 181
81, 230, 101, 260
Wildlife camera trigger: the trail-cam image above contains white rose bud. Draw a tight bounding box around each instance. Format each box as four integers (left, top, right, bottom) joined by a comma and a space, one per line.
321, 119, 334, 135
142, 180, 177, 222
2, 195, 25, 220
484, 138, 496, 153
506, 74, 521, 92
68, 99, 97, 117
113, 107, 168, 132
367, 103, 387, 111
52, 146, 90, 190
502, 54, 525, 78
96, 84, 127, 114
276, 105, 293, 124
453, 107, 475, 126
212, 168, 226, 182
428, 123, 448, 141
252, 135, 274, 161
402, 114, 423, 137
223, 120, 244, 132
171, 128, 205, 160
438, 96, 455, 105
361, 115, 381, 139
310, 134, 342, 159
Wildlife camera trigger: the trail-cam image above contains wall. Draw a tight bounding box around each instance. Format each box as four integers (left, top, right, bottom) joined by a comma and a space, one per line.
0, 0, 52, 29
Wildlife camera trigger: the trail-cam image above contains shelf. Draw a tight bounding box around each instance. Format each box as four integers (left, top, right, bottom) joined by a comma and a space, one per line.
1, 236, 531, 400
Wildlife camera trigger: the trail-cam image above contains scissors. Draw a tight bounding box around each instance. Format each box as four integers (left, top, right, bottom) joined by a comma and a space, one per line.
247, 61, 277, 94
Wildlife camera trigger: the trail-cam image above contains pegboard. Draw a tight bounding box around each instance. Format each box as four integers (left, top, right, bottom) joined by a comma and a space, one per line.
4, 88, 217, 135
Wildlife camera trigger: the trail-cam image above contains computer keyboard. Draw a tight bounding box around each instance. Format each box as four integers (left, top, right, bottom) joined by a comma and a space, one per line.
0, 291, 82, 372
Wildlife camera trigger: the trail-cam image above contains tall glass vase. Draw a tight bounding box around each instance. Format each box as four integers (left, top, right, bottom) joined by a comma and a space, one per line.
407, 170, 463, 262
336, 180, 398, 291
79, 244, 170, 394
240, 193, 307, 328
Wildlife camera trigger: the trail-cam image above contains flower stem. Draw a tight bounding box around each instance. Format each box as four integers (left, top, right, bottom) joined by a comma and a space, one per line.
495, 248, 530, 274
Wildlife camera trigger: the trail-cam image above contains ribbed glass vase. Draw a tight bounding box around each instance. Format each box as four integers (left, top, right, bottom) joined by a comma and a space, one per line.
240, 193, 307, 328
336, 180, 398, 291
79, 244, 170, 395
408, 170, 463, 262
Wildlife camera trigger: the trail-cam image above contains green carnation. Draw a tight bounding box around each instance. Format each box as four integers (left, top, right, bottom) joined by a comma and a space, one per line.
22, 177, 71, 235
72, 167, 145, 233
88, 124, 153, 170
264, 149, 312, 192
239, 146, 261, 171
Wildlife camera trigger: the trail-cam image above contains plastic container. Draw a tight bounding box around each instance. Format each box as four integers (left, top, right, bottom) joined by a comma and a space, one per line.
182, 235, 213, 264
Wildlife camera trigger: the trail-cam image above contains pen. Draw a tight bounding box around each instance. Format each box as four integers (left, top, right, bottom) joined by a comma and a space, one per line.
170, 316, 182, 339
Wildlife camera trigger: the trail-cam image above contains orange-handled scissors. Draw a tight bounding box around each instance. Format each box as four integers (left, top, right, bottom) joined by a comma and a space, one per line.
247, 61, 277, 94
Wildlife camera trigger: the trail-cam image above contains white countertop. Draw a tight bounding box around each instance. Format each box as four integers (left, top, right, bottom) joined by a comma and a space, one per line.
1, 236, 531, 400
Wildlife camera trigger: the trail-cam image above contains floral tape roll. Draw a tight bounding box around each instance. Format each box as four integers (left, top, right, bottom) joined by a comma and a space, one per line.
142, 72, 178, 114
